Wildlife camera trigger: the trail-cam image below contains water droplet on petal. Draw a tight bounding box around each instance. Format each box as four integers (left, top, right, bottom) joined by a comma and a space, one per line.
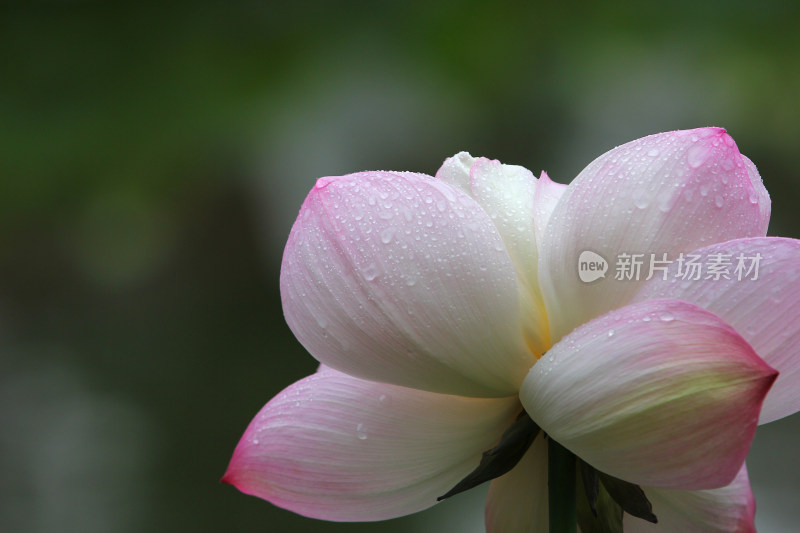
607, 329, 615, 337
356, 423, 368, 440
362, 263, 379, 281
633, 191, 650, 209
714, 195, 725, 208
721, 158, 734, 172
687, 143, 710, 168
659, 311, 675, 322
380, 228, 394, 244
647, 148, 660, 157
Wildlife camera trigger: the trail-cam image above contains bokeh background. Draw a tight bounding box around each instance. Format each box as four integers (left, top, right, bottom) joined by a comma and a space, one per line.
2, 1, 799, 532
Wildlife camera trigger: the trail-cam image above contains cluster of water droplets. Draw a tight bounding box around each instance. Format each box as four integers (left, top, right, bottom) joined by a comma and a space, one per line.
310, 173, 517, 303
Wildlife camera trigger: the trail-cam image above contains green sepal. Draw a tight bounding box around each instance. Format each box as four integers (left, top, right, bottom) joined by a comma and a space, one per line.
579, 459, 600, 516
437, 411, 539, 501
598, 471, 658, 524
576, 462, 623, 533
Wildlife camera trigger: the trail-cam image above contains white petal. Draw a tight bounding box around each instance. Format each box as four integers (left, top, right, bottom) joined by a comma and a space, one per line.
467, 157, 550, 354
533, 171, 567, 247
437, 153, 566, 355
281, 170, 533, 397
435, 151, 474, 195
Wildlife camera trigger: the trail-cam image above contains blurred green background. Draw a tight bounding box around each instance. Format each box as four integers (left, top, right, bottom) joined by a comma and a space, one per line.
1, 1, 799, 532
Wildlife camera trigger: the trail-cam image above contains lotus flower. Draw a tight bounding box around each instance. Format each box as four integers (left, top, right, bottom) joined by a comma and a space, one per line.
224, 128, 800, 532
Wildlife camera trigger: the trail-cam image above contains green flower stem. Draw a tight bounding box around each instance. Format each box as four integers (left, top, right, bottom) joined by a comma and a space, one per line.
548, 438, 577, 533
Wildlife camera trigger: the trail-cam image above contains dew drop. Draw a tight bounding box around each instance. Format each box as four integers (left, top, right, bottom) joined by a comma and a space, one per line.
362, 263, 379, 281
632, 189, 649, 209
647, 148, 660, 157
380, 228, 394, 244
687, 143, 709, 168
714, 195, 725, 208
607, 329, 615, 337
356, 423, 368, 440
657, 190, 676, 213
659, 311, 675, 322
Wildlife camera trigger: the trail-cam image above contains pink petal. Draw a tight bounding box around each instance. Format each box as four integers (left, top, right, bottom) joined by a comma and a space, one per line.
624, 465, 755, 532
281, 170, 534, 397
533, 171, 567, 247
538, 127, 771, 342
520, 299, 777, 490
742, 155, 771, 229
633, 237, 800, 424
223, 369, 520, 521
485, 433, 548, 533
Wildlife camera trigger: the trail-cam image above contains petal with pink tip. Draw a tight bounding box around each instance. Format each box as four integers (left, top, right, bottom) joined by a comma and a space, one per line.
485, 433, 548, 533
633, 237, 800, 424
624, 465, 755, 532
281, 170, 533, 397
539, 128, 771, 342
520, 299, 777, 490
223, 369, 519, 521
